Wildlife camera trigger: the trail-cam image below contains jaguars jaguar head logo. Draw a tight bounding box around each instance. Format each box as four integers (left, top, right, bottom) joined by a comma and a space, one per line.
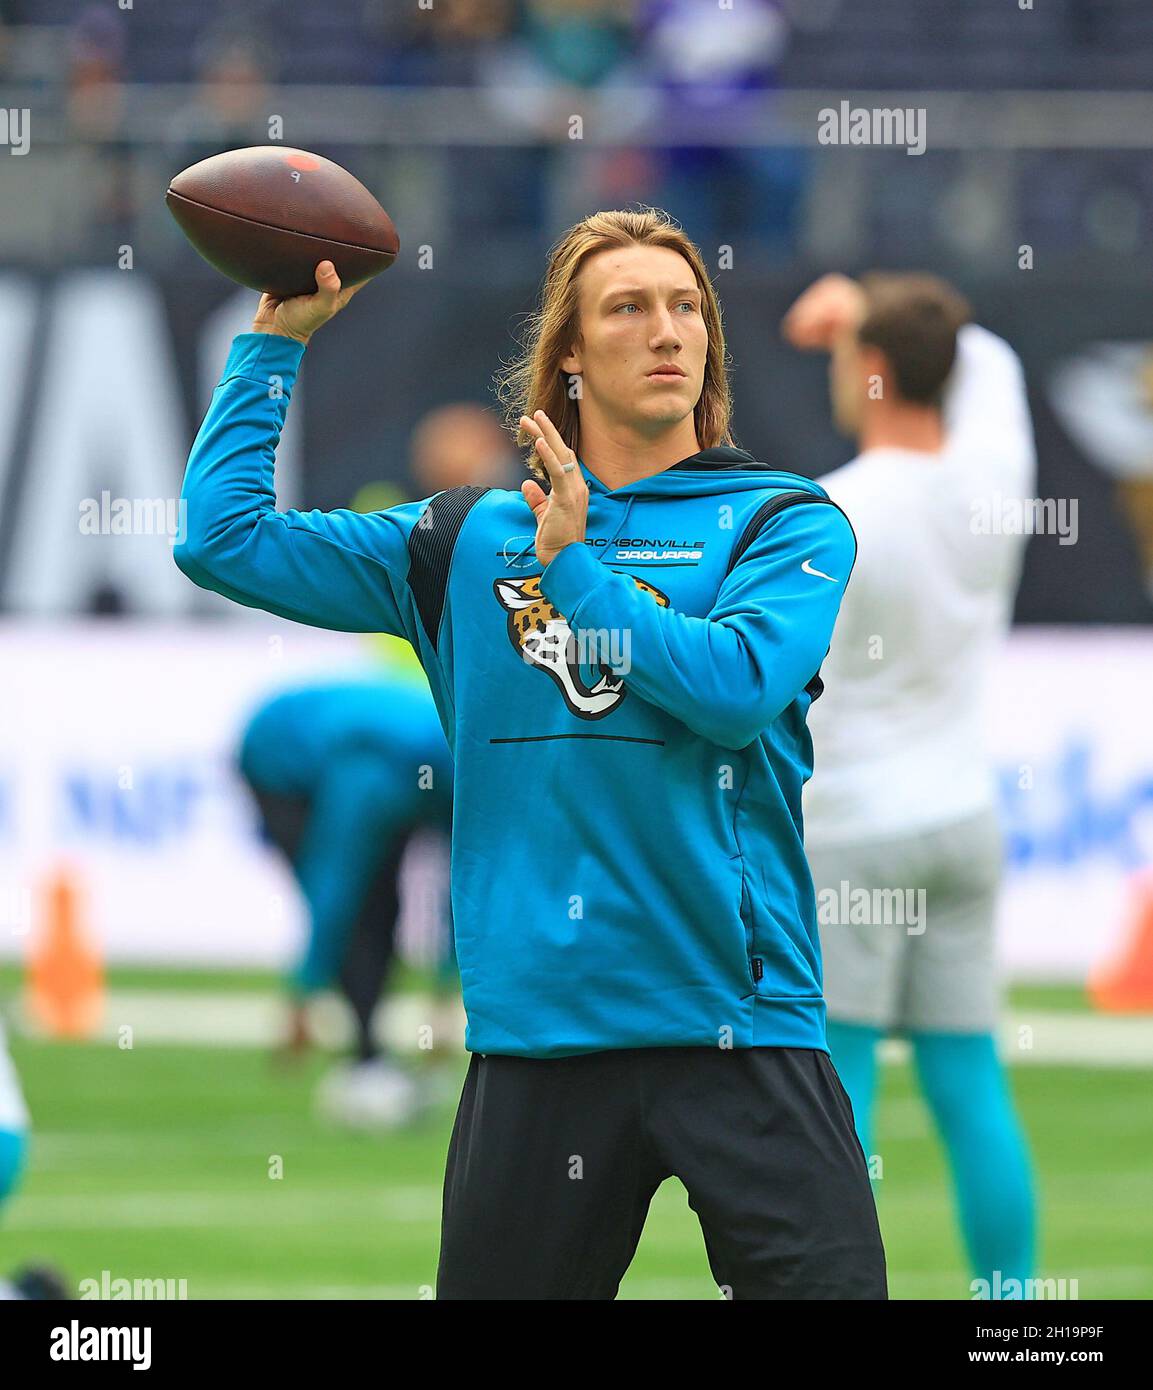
493, 573, 670, 719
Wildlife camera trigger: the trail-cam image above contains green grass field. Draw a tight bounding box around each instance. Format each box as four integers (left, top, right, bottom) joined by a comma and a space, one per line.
1, 976, 1150, 1300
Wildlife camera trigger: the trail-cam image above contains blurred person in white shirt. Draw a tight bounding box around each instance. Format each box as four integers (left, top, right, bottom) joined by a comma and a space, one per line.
784, 273, 1037, 1298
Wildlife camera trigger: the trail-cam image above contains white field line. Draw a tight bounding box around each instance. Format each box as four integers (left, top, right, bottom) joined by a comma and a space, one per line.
17, 990, 467, 1054
13, 992, 1153, 1067
58, 1267, 1153, 1300
884, 1013, 1153, 1068
5, 1186, 443, 1230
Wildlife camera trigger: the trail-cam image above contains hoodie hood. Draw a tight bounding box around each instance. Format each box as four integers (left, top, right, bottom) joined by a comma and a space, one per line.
508, 446, 830, 569
578, 446, 827, 501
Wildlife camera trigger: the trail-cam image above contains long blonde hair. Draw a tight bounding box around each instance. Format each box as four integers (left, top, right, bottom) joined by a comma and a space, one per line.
496, 208, 734, 479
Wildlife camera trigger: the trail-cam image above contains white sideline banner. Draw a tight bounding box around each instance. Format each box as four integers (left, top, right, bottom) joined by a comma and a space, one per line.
0, 621, 363, 969
987, 629, 1153, 982
0, 623, 1149, 982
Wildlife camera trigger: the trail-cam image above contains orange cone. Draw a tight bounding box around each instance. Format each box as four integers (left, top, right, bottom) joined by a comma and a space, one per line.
25, 867, 104, 1038
1090, 873, 1153, 1013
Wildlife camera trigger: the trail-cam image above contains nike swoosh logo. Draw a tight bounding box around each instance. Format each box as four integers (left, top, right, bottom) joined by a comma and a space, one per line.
802, 558, 838, 582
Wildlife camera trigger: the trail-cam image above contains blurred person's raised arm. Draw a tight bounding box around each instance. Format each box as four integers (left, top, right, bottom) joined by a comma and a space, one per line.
944, 323, 1036, 492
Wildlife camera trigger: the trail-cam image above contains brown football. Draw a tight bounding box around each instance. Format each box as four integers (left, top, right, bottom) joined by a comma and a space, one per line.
166, 146, 399, 299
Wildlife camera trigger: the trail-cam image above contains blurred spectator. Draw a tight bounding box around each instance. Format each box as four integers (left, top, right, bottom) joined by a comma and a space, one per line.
0, 6, 12, 81
165, 31, 276, 164
410, 402, 518, 493
475, 0, 646, 243
352, 401, 518, 677
346, 403, 517, 543
485, 0, 638, 132
640, 0, 787, 109
519, 0, 635, 91
387, 1, 558, 244
60, 5, 135, 257
637, 0, 807, 253
372, 0, 516, 86
66, 5, 125, 140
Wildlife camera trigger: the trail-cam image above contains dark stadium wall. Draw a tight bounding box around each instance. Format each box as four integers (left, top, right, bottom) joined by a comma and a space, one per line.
0, 265, 1148, 624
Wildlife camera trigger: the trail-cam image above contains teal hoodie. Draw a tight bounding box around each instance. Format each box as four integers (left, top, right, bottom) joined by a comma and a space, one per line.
176, 332, 856, 1057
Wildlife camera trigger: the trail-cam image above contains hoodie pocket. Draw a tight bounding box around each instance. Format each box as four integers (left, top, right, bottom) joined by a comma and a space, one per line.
737, 874, 761, 993
738, 874, 823, 999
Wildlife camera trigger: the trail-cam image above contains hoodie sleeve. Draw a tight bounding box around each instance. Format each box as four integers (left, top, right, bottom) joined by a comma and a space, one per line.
538, 499, 856, 751
175, 332, 432, 638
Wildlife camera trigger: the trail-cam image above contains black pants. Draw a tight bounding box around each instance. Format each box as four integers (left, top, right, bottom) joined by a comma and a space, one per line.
437, 1045, 887, 1300
249, 784, 414, 1062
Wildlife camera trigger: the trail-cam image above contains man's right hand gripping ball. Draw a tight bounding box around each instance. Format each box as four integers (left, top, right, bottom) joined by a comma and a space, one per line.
252, 260, 365, 345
